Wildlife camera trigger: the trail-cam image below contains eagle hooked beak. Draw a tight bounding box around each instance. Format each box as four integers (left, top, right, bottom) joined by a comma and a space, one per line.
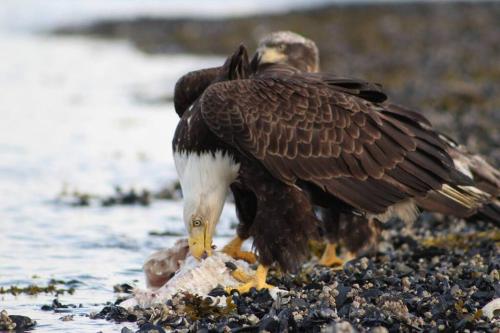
188, 216, 214, 260
256, 45, 287, 65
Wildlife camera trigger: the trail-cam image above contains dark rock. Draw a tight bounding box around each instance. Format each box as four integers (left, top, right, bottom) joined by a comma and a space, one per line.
258, 315, 279, 332
91, 305, 137, 322
471, 290, 495, 301
289, 297, 308, 309
362, 288, 383, 300
277, 308, 297, 331
9, 315, 37, 330
208, 286, 227, 297
114, 283, 134, 294
136, 322, 166, 333
41, 298, 74, 312
336, 284, 352, 308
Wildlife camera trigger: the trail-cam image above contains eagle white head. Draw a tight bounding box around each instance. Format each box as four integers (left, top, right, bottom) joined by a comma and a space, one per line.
174, 150, 240, 259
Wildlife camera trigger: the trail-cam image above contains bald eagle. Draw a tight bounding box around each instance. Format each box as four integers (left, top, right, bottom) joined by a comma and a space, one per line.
255, 31, 500, 266
172, 45, 472, 292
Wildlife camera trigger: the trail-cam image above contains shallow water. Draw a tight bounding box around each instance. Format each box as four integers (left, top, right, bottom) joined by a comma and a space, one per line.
0, 32, 240, 332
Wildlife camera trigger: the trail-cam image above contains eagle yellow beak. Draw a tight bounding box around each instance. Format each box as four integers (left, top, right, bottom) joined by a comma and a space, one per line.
257, 46, 287, 64
188, 218, 213, 260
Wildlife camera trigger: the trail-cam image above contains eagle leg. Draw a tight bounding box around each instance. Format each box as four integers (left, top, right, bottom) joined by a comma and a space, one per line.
222, 236, 257, 264
226, 265, 273, 294
318, 243, 345, 267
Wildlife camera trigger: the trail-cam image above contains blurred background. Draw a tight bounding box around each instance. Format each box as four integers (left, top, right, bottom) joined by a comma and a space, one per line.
0, 0, 499, 331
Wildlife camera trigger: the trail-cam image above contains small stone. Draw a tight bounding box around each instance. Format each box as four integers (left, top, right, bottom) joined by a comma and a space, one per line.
293, 312, 303, 321
401, 277, 411, 290
370, 327, 389, 333
359, 257, 369, 270
208, 286, 227, 297
395, 263, 413, 275
319, 307, 335, 319
450, 284, 462, 297
247, 314, 259, 325
324, 321, 356, 333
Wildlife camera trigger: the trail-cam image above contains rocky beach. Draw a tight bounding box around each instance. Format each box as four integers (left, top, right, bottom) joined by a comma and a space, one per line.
0, 1, 498, 332
50, 2, 500, 332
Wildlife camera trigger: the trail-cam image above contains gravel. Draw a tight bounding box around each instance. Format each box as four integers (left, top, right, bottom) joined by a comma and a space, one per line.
90, 217, 499, 332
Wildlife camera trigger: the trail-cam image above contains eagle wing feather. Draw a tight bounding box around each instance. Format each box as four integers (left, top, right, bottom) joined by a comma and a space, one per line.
174, 67, 221, 117
200, 75, 461, 214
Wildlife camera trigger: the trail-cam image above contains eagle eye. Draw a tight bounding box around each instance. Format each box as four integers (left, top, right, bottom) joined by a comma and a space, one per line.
192, 218, 203, 227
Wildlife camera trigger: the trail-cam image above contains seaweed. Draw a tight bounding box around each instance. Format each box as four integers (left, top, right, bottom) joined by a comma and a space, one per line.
0, 279, 76, 296
177, 292, 237, 321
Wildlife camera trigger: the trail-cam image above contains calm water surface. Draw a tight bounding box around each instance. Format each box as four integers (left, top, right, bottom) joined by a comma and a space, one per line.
0, 31, 237, 332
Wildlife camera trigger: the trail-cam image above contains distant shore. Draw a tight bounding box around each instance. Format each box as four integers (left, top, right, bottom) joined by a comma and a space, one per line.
55, 1, 500, 164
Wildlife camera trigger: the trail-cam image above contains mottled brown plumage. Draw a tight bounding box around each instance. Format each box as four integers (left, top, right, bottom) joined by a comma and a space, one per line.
174, 67, 220, 117
200, 68, 467, 215
254, 31, 499, 260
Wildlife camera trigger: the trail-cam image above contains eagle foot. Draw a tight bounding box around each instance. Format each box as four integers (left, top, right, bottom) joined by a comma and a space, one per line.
319, 243, 352, 268
222, 236, 257, 264
225, 265, 273, 294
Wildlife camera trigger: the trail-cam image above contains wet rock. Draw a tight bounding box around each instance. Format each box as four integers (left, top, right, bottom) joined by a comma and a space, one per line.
258, 314, 279, 332
41, 298, 75, 312
91, 305, 137, 322
335, 284, 352, 308
208, 286, 227, 297
0, 311, 37, 331
0, 310, 16, 331
114, 283, 135, 294
136, 322, 166, 333
121, 327, 135, 333
10, 315, 37, 330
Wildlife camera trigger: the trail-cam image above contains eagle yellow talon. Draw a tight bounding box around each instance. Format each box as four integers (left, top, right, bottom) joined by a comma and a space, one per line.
319, 243, 348, 267
226, 265, 273, 294
222, 236, 257, 264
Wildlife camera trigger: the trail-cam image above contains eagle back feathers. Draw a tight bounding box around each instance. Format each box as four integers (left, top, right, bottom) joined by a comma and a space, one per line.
199, 74, 465, 215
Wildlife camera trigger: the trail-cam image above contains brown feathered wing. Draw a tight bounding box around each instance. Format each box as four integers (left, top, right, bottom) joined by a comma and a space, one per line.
200, 75, 463, 214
